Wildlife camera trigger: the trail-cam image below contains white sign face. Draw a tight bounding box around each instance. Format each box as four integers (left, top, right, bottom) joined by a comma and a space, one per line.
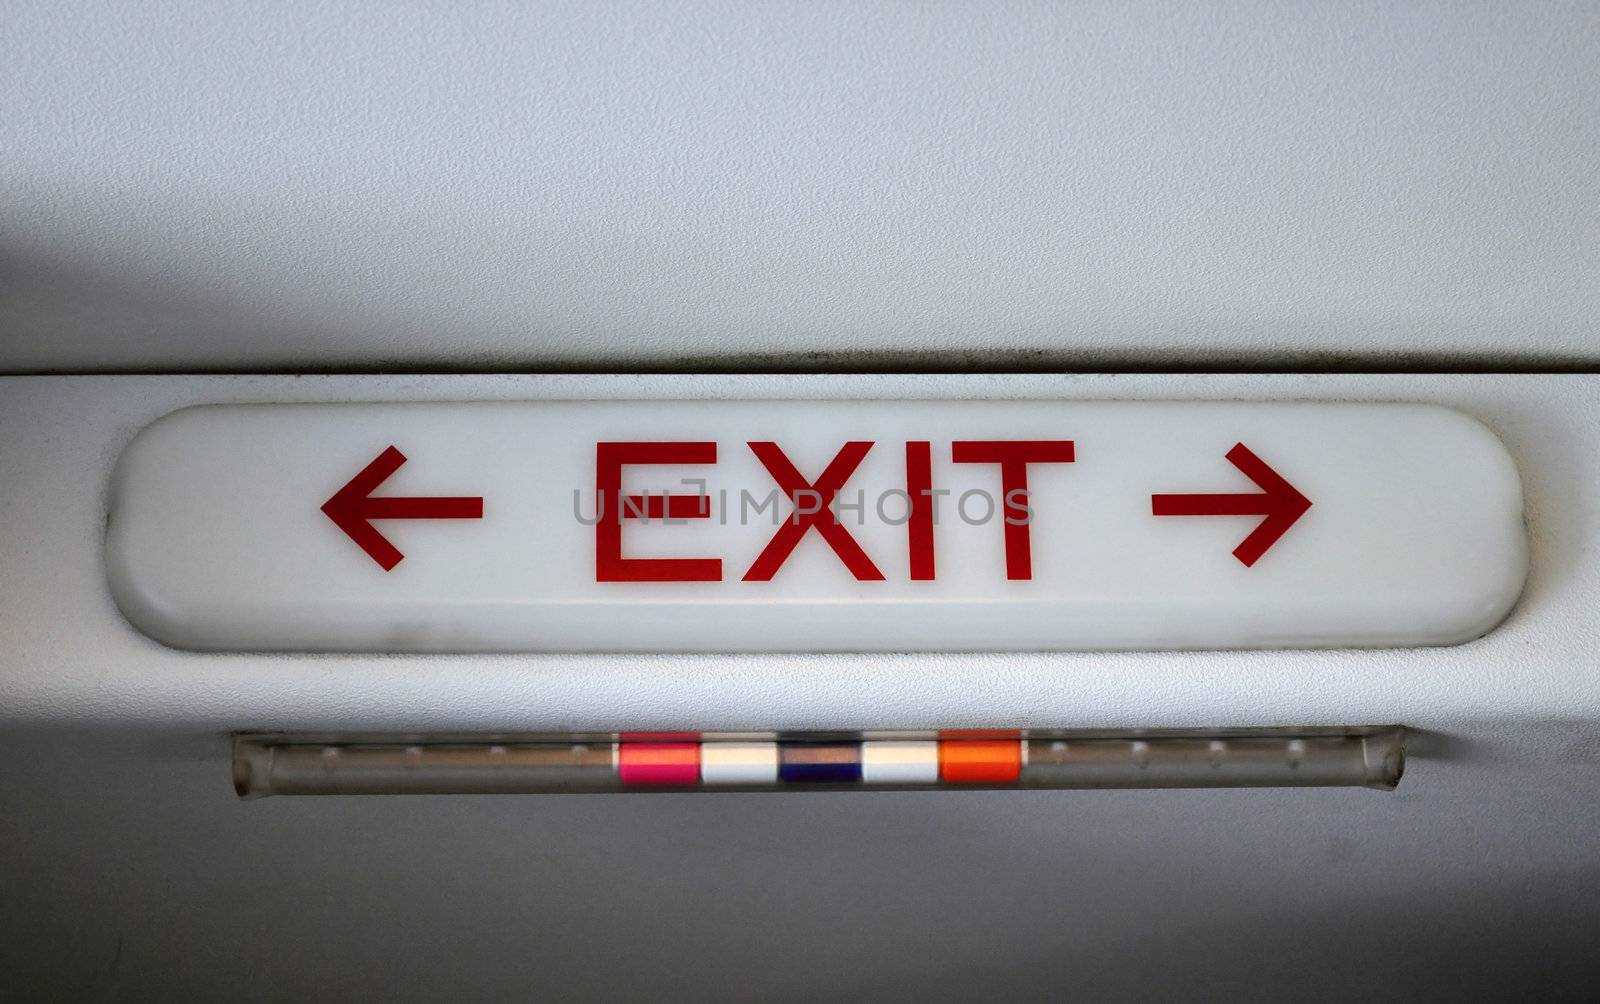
105, 400, 1526, 653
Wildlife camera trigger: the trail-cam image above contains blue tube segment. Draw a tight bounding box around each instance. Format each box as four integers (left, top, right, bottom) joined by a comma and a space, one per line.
778, 741, 862, 783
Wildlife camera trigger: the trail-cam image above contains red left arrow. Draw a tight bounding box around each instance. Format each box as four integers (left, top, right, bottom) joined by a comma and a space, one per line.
321, 446, 484, 571
1151, 443, 1311, 567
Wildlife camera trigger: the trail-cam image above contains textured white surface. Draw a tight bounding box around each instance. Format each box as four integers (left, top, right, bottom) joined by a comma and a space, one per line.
3, 373, 1600, 1000
4, 1, 1600, 371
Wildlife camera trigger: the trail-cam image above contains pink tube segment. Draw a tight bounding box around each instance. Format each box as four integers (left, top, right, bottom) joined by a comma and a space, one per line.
618, 733, 701, 786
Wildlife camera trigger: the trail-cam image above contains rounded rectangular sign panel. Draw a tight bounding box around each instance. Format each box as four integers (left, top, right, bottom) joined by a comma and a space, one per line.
105, 400, 1527, 652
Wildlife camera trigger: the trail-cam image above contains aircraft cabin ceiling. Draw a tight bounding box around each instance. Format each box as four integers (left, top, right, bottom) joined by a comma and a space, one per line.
3, 2, 1599, 1000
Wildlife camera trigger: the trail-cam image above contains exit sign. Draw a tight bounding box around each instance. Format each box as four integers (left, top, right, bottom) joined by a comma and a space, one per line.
105, 399, 1526, 653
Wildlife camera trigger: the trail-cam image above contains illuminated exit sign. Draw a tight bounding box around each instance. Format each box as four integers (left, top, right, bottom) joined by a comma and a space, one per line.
105, 400, 1526, 652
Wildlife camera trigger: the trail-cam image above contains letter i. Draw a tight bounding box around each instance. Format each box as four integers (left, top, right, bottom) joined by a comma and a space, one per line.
906, 441, 935, 580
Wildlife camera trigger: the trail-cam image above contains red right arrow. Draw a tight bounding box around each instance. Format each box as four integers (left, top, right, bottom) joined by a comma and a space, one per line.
1151, 443, 1312, 567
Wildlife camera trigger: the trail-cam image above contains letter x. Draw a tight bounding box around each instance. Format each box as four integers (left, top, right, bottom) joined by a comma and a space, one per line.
743, 441, 886, 581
